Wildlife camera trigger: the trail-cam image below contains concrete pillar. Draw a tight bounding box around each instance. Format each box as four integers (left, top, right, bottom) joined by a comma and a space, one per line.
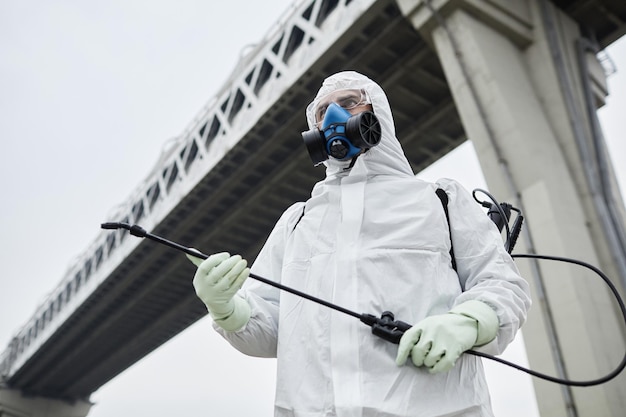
0, 388, 91, 417
397, 0, 626, 416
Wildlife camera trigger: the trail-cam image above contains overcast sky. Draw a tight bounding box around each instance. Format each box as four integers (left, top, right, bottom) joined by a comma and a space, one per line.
1, 2, 624, 416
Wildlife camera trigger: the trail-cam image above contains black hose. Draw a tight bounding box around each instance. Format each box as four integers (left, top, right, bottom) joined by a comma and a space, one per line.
102, 222, 626, 386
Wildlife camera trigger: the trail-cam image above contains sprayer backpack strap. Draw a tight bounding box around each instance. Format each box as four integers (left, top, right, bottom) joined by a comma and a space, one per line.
291, 204, 306, 236
435, 188, 457, 272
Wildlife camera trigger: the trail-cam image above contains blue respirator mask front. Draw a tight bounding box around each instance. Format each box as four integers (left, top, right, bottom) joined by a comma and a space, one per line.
301, 103, 382, 166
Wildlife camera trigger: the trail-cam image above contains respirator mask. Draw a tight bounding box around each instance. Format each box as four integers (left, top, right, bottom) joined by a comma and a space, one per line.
301, 89, 382, 166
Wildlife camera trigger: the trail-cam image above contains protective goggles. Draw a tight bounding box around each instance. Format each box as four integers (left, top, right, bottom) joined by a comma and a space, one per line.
307, 89, 372, 127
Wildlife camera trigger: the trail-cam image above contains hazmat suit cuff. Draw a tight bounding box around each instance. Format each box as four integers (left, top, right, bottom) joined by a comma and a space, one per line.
450, 300, 499, 346
212, 295, 251, 332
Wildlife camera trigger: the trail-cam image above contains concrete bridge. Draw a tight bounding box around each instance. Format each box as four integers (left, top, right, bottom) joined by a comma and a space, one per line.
1, 0, 625, 416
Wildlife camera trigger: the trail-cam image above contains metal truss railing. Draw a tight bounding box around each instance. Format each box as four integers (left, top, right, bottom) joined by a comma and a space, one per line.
1, 0, 377, 380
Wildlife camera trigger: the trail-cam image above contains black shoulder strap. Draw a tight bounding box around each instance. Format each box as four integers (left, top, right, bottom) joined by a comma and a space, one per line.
435, 188, 457, 272
290, 205, 306, 235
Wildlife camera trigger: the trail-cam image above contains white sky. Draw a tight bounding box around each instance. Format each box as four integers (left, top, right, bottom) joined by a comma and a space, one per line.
0, 1, 624, 416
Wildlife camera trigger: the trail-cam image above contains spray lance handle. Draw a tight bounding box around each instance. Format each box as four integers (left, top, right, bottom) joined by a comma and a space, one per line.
360, 311, 412, 344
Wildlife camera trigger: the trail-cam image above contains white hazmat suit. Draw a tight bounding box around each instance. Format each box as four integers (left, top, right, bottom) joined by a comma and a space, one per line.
214, 71, 532, 417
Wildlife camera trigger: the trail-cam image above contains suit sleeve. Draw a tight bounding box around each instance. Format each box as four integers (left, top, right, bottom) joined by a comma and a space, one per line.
212, 202, 305, 357
438, 178, 532, 355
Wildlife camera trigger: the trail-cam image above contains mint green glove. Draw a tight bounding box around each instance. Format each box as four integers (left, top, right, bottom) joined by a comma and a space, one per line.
187, 252, 251, 331
395, 300, 499, 373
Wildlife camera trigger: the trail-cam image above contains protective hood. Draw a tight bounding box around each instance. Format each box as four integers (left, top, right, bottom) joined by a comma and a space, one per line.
306, 71, 415, 179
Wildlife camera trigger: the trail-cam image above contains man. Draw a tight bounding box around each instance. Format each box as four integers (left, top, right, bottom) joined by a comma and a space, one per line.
188, 71, 531, 416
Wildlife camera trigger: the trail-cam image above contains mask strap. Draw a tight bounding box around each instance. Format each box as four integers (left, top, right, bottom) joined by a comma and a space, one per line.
343, 150, 364, 171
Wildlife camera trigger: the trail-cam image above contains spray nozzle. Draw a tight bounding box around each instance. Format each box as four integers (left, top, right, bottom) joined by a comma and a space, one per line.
100, 222, 147, 237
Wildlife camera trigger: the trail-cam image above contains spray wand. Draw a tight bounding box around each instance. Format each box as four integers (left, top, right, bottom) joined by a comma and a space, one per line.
101, 222, 410, 343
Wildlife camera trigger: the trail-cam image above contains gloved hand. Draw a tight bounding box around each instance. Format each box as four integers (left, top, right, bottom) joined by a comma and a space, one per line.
395, 300, 498, 373
187, 252, 251, 331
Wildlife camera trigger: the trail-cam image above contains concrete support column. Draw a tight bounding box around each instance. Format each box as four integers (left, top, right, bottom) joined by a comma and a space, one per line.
398, 1, 626, 416
0, 388, 91, 417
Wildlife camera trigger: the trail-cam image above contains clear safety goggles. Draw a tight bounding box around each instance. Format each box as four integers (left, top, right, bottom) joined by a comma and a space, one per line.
307, 89, 371, 127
